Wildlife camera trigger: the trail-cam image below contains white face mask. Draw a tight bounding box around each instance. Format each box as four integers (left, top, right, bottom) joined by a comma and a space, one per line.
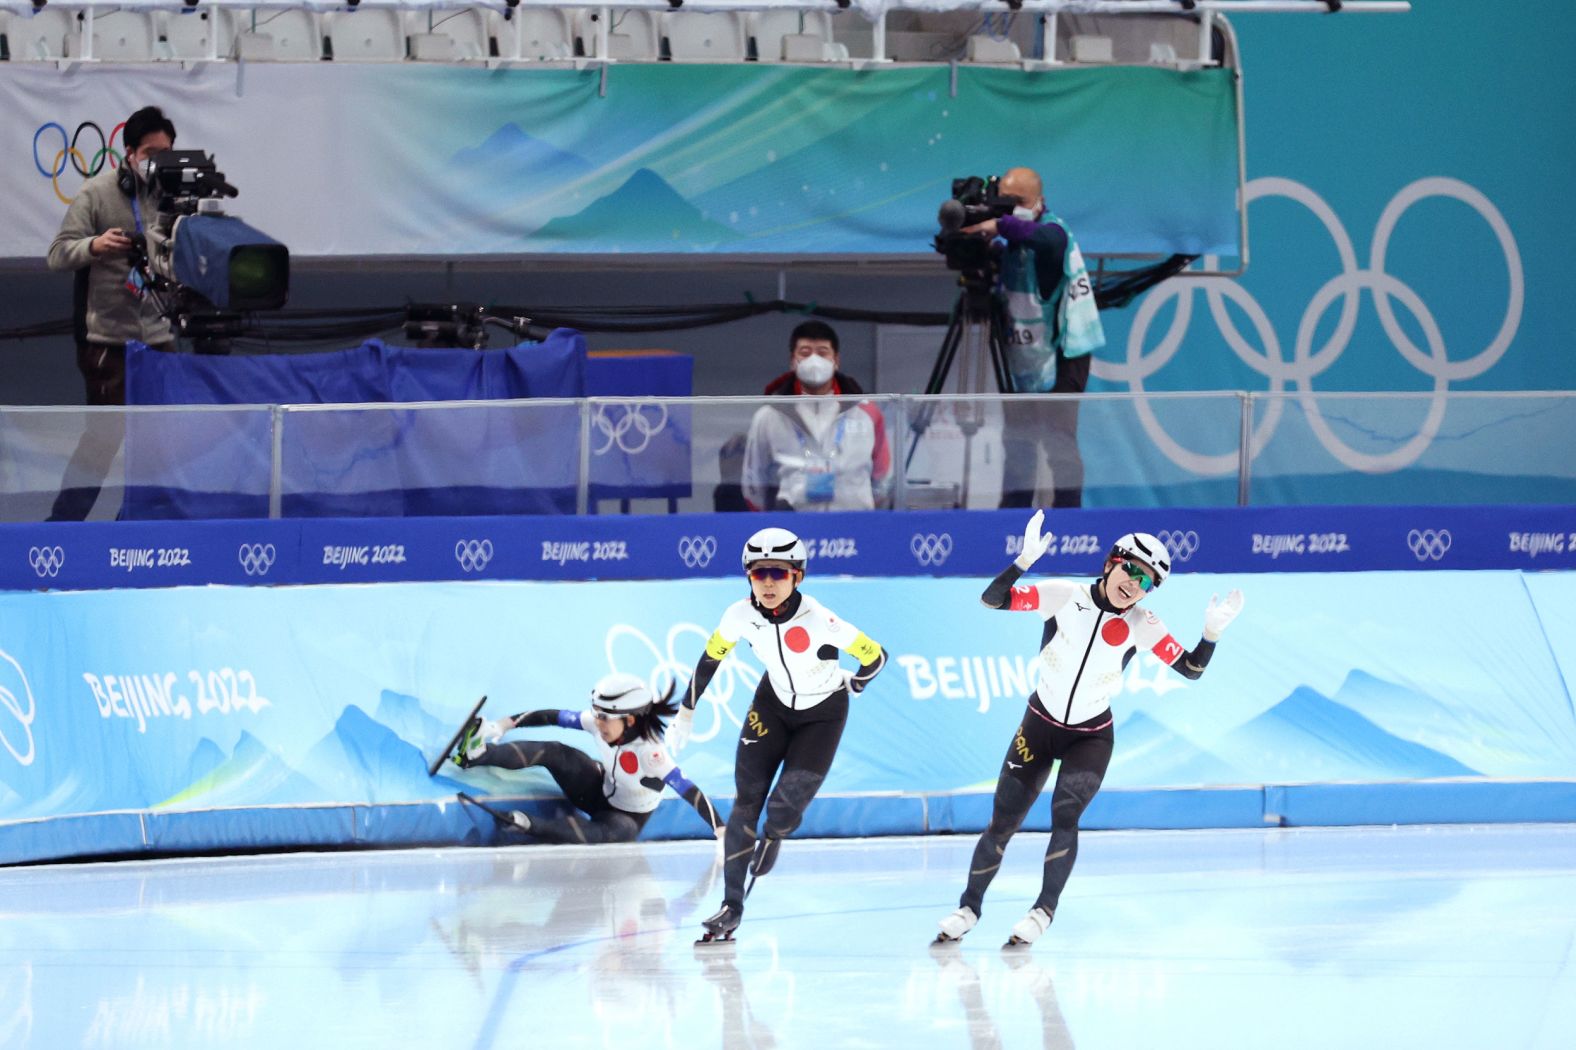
795, 354, 836, 388
1012, 204, 1041, 222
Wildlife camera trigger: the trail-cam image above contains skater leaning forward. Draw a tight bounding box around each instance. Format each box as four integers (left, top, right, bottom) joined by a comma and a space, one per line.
666, 526, 888, 944
937, 510, 1244, 948
454, 674, 725, 847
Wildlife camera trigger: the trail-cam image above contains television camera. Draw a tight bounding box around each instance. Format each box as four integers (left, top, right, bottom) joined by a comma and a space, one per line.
128, 149, 289, 353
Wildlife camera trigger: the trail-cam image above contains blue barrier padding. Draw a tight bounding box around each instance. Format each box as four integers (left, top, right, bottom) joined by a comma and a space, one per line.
4, 504, 1572, 591
10, 783, 1576, 865
1270, 780, 1576, 827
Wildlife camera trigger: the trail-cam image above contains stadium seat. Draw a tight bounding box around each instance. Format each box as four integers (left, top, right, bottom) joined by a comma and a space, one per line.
326, 8, 405, 62
235, 9, 323, 62
661, 12, 747, 64
1068, 34, 1114, 63
965, 35, 1020, 64
408, 9, 491, 61
750, 10, 844, 63
5, 7, 74, 61
492, 7, 574, 61
576, 8, 660, 62
160, 8, 237, 62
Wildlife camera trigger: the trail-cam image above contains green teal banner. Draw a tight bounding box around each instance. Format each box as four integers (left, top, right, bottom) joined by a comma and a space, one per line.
11, 62, 1239, 258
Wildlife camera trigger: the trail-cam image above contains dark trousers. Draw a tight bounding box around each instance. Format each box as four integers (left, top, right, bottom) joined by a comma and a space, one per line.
49, 340, 175, 522
722, 680, 850, 908
999, 352, 1091, 510
476, 739, 648, 844
959, 703, 1114, 919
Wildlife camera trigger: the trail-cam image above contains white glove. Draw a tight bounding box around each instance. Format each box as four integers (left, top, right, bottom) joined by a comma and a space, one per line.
836, 668, 865, 695
1015, 509, 1053, 570
1203, 589, 1245, 641
666, 706, 694, 755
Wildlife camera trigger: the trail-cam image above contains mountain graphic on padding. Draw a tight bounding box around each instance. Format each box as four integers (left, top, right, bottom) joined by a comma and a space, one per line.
533, 168, 739, 247
161, 731, 329, 808
303, 704, 452, 804
1326, 670, 1576, 775
450, 124, 596, 188
1214, 684, 1479, 783
1108, 711, 1241, 788
374, 689, 456, 754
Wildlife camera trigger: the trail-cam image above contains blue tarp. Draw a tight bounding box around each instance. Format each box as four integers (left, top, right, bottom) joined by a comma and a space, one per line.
121, 331, 588, 519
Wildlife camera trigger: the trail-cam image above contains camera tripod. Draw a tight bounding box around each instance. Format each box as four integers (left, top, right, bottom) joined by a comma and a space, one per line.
905, 276, 1018, 505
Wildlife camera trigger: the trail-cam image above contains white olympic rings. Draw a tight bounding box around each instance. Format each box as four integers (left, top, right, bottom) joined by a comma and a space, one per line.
592, 400, 669, 456
604, 622, 759, 745
0, 648, 38, 767
1098, 176, 1524, 476
455, 539, 495, 573
27, 547, 64, 579
677, 535, 717, 569
238, 543, 276, 577
1407, 528, 1452, 562
1154, 529, 1200, 563
910, 532, 954, 567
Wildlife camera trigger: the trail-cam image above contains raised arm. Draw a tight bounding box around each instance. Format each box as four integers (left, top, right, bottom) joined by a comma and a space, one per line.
1166, 589, 1244, 681
983, 510, 1055, 609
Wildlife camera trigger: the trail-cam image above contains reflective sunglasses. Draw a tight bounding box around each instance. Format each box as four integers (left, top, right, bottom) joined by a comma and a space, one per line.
591, 709, 628, 722
748, 566, 794, 582
1118, 559, 1156, 592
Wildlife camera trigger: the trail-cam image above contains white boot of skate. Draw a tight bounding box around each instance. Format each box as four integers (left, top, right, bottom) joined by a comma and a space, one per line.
1005, 906, 1052, 947
934, 905, 978, 944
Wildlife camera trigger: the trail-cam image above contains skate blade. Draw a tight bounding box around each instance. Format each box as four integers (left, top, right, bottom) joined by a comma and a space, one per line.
694, 932, 736, 948
933, 932, 964, 945
1002, 936, 1033, 949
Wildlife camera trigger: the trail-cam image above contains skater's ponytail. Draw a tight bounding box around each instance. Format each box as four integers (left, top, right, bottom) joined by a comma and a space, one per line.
631, 679, 680, 742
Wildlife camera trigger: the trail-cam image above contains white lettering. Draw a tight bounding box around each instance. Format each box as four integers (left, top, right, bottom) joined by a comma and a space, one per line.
1509, 532, 1566, 558
935, 657, 966, 700
541, 541, 592, 565
896, 655, 937, 700
1251, 533, 1307, 559
322, 545, 370, 569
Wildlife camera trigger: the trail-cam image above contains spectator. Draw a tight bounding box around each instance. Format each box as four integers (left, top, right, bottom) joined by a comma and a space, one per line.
741, 320, 892, 512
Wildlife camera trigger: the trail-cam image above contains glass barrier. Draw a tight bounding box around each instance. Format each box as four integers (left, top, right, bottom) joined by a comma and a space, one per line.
0, 405, 276, 522
1245, 392, 1576, 505
2, 392, 1572, 521
277, 400, 583, 517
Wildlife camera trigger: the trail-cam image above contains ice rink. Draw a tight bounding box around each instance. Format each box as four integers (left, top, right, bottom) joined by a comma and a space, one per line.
2, 824, 1573, 1049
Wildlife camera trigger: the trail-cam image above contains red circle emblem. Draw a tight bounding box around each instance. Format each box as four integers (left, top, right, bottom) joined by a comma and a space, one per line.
1101, 619, 1130, 646
619, 752, 639, 774
785, 626, 811, 653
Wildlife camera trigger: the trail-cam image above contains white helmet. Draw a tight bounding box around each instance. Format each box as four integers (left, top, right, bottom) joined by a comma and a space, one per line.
741, 527, 807, 570
590, 672, 655, 716
1109, 532, 1172, 588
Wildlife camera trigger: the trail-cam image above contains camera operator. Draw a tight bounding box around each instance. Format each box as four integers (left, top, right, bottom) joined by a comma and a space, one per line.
44, 105, 180, 521
963, 166, 1104, 509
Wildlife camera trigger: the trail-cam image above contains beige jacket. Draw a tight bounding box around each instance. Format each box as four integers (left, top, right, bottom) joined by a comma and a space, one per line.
46, 167, 174, 346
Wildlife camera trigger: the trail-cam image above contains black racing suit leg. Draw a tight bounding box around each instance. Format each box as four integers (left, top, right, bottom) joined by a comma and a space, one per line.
721, 680, 794, 909
1032, 722, 1113, 916
960, 709, 1056, 916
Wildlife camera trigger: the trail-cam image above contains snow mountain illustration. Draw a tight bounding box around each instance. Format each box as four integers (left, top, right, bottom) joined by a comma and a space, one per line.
450, 124, 595, 186
533, 168, 738, 246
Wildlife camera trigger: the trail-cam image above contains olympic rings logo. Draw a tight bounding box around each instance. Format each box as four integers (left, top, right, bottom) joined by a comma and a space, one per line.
27, 546, 64, 579
910, 532, 953, 567
0, 648, 38, 768
455, 539, 494, 572
1155, 529, 1200, 562
677, 535, 717, 569
592, 400, 668, 456
238, 543, 276, 577
604, 621, 759, 745
1406, 528, 1452, 562
33, 121, 128, 206
1099, 176, 1523, 477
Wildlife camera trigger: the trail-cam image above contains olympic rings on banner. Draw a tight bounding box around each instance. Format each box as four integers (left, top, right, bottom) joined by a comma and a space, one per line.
1096, 176, 1524, 477
592, 400, 668, 456
0, 648, 39, 768
32, 120, 126, 205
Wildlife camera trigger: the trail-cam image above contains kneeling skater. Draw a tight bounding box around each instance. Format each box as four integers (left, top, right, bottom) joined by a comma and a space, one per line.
666, 527, 888, 944
455, 673, 725, 846
937, 511, 1244, 948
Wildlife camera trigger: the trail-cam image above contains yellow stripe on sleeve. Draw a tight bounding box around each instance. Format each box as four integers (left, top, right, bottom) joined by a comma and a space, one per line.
845, 632, 883, 667
705, 630, 736, 661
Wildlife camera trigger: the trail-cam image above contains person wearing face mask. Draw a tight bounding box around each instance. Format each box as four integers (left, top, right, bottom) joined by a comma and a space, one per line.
962, 166, 1104, 510
934, 510, 1244, 949
45, 105, 181, 521
740, 320, 892, 512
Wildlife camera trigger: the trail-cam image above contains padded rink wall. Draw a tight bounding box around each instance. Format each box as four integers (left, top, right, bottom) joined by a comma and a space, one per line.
2, 507, 1575, 865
